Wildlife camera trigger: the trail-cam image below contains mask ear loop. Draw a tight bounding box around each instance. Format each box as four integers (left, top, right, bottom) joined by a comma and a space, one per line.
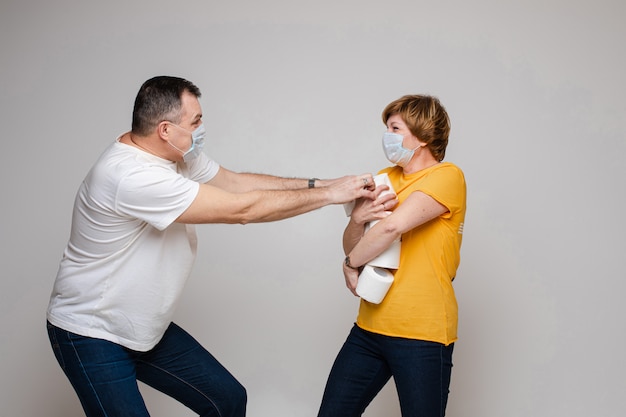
168, 141, 186, 156
166, 122, 193, 156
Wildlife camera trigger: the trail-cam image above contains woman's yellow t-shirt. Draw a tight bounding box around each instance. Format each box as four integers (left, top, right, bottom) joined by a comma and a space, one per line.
356, 162, 466, 345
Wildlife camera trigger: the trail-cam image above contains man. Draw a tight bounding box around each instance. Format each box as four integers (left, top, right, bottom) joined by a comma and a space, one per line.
46, 76, 377, 417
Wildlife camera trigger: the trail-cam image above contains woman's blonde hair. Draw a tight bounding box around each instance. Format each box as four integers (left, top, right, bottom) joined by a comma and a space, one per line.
382, 95, 450, 161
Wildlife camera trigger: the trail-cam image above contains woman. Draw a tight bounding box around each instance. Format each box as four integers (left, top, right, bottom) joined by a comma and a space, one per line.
318, 95, 466, 417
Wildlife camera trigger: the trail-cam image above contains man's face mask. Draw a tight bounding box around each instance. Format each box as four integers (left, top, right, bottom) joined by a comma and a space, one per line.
169, 123, 206, 162
382, 132, 419, 167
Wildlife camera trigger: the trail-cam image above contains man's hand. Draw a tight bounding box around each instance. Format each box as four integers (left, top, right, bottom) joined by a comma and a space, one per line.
326, 174, 377, 205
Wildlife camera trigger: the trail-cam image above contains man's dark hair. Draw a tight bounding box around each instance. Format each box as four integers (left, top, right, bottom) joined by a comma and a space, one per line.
131, 76, 202, 136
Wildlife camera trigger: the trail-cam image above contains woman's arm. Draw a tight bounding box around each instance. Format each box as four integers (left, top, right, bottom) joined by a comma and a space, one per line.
342, 191, 448, 295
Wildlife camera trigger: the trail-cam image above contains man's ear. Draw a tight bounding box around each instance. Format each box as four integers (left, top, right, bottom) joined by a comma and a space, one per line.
157, 121, 171, 141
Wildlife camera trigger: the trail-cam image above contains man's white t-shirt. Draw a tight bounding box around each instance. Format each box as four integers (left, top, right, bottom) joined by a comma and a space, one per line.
47, 137, 219, 351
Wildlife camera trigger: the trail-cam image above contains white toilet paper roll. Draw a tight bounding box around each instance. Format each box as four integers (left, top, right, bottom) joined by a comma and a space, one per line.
367, 239, 401, 269
343, 200, 355, 216
373, 173, 396, 197
356, 265, 394, 304
344, 173, 396, 217
364, 218, 401, 269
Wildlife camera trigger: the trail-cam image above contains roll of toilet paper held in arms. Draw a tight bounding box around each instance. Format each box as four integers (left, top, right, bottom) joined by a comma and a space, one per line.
373, 172, 396, 199
363, 219, 401, 269
355, 220, 400, 304
343, 173, 397, 216
355, 265, 395, 304
357, 173, 401, 303
363, 173, 400, 270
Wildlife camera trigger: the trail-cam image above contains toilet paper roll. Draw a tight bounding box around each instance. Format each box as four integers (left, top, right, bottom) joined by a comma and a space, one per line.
364, 218, 401, 269
343, 200, 355, 216
373, 173, 396, 197
344, 173, 396, 217
367, 239, 401, 269
364, 217, 389, 233
356, 265, 394, 304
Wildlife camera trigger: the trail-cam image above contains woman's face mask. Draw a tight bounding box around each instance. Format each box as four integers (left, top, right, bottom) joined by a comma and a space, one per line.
382, 132, 419, 167
168, 123, 206, 162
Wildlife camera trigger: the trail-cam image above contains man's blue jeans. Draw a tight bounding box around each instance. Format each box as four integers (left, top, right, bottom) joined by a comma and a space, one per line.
47, 321, 246, 417
317, 324, 454, 417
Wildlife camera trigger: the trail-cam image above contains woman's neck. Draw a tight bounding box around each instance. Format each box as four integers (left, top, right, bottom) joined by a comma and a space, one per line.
402, 150, 440, 174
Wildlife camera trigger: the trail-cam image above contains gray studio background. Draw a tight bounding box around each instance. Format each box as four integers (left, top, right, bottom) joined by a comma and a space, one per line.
1, 0, 624, 416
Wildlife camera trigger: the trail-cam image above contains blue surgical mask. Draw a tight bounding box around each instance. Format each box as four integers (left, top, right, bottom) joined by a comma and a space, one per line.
169, 123, 206, 162
382, 132, 418, 167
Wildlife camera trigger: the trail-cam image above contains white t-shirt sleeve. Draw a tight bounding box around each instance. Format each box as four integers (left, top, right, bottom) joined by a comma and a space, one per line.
115, 164, 200, 231
187, 153, 220, 183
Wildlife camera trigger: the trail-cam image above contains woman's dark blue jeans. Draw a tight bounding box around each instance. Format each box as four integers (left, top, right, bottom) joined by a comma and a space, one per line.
317, 324, 454, 417
47, 321, 246, 417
